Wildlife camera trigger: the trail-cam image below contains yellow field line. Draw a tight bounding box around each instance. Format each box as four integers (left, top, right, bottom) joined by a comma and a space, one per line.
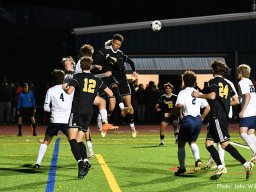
96, 154, 122, 192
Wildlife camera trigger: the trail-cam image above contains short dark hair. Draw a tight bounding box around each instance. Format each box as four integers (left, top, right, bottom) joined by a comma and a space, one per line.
112, 34, 124, 42
183, 71, 197, 87
51, 69, 65, 85
211, 60, 227, 76
80, 56, 93, 70
22, 83, 28, 88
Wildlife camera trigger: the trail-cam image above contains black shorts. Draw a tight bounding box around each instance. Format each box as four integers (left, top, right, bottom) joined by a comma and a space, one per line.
116, 77, 131, 96
161, 116, 179, 126
45, 123, 69, 138
68, 112, 92, 132
101, 76, 119, 88
18, 107, 35, 118
206, 117, 230, 143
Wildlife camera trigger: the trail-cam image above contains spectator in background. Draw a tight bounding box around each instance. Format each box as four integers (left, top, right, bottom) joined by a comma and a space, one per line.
0, 77, 13, 124
17, 83, 37, 136
136, 84, 146, 123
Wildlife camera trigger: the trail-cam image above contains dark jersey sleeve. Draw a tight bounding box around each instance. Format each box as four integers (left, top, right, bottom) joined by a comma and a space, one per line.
69, 76, 79, 87
124, 54, 135, 72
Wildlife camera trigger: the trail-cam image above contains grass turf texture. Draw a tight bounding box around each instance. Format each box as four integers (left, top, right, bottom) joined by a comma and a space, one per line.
0, 130, 255, 192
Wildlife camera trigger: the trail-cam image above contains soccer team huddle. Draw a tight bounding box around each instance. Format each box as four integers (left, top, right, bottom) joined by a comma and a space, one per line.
33, 33, 256, 180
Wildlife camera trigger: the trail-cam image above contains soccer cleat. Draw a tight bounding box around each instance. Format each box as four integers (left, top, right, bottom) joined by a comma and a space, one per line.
245, 162, 254, 179
250, 154, 256, 164
222, 167, 227, 174
33, 133, 37, 136
78, 161, 89, 178
88, 150, 94, 159
17, 133, 22, 136
203, 159, 214, 169
33, 164, 40, 169
194, 159, 202, 173
159, 142, 164, 146
102, 123, 113, 131
131, 127, 137, 138
210, 166, 226, 180
121, 107, 131, 117
174, 167, 186, 176
101, 130, 106, 137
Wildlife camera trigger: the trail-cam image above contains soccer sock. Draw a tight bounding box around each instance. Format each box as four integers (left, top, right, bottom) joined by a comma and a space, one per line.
78, 141, 87, 160
119, 103, 125, 110
190, 143, 200, 161
127, 113, 135, 127
249, 134, 256, 152
18, 124, 22, 134
178, 147, 186, 168
206, 145, 222, 166
112, 86, 123, 106
97, 113, 102, 130
99, 109, 108, 123
224, 144, 246, 165
69, 139, 81, 161
160, 135, 164, 143
241, 133, 256, 153
87, 141, 93, 151
36, 143, 47, 165
32, 123, 36, 135
217, 143, 225, 165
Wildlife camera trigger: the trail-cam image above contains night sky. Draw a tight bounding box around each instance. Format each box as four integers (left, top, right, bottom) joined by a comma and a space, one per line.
0, 0, 253, 82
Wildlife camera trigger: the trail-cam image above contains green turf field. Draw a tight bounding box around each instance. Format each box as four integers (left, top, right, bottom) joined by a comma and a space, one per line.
0, 131, 255, 192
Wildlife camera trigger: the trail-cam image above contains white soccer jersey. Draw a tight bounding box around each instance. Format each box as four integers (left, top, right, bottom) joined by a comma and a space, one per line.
176, 87, 209, 117
224, 78, 238, 118
238, 78, 256, 117
44, 85, 74, 123
75, 60, 82, 74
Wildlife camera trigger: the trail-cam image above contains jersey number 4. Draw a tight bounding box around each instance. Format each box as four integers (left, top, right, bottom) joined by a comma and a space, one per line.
83, 78, 96, 93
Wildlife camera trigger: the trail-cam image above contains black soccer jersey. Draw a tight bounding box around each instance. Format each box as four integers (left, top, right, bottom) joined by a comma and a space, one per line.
94, 45, 135, 76
157, 94, 177, 113
70, 72, 107, 115
208, 76, 235, 119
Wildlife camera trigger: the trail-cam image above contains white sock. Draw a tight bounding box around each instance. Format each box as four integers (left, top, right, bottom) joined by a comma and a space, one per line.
99, 109, 108, 123
87, 141, 93, 151
249, 134, 256, 147
97, 113, 102, 130
119, 103, 125, 110
190, 143, 200, 161
178, 147, 186, 168
241, 133, 256, 153
36, 143, 47, 165
130, 123, 135, 128
218, 143, 225, 165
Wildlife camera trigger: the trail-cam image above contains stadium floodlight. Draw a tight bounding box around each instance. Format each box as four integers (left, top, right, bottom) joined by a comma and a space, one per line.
72, 12, 256, 35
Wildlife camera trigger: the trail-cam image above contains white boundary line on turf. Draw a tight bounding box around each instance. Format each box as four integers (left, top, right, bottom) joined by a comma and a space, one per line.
96, 154, 122, 192
230, 142, 250, 149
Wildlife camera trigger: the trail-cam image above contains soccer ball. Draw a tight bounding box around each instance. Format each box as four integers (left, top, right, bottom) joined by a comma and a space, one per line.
151, 20, 162, 31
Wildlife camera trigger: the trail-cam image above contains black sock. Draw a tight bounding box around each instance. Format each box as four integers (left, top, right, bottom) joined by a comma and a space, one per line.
32, 123, 36, 134
160, 135, 164, 140
112, 86, 123, 105
69, 139, 81, 161
206, 145, 222, 166
18, 124, 22, 133
78, 142, 87, 160
225, 144, 246, 165
127, 113, 134, 124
